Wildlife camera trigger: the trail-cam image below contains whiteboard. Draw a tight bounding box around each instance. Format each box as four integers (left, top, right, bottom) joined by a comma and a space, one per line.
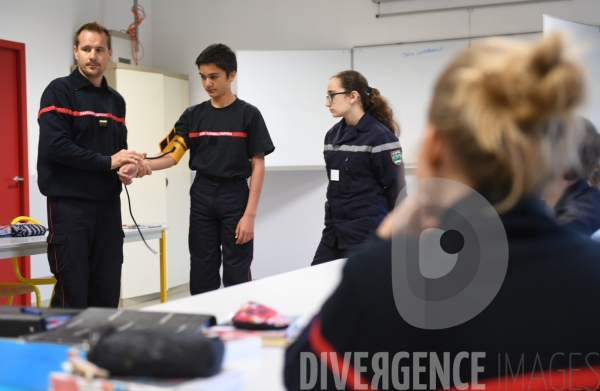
378, 0, 543, 16
237, 50, 352, 168
544, 15, 600, 129
353, 33, 540, 165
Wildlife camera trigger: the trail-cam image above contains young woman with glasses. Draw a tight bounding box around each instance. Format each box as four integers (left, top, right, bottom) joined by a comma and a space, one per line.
312, 71, 406, 265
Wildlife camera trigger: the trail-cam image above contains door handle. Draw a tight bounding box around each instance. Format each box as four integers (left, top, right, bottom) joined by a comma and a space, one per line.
14, 176, 24, 183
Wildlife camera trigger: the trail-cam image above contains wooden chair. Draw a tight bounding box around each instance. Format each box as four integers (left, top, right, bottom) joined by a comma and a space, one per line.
4, 216, 56, 307
0, 284, 36, 306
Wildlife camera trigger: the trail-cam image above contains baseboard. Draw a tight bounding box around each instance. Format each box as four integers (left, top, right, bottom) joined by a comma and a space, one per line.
120, 292, 160, 307
168, 283, 189, 295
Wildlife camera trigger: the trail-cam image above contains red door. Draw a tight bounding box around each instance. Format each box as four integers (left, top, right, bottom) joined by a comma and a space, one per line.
0, 39, 31, 306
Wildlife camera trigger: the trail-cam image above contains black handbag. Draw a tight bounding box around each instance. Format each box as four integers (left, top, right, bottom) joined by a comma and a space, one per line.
87, 330, 225, 378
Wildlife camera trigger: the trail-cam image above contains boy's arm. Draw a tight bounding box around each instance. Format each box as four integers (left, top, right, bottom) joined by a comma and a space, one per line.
235, 153, 265, 245
120, 111, 190, 185
118, 154, 176, 185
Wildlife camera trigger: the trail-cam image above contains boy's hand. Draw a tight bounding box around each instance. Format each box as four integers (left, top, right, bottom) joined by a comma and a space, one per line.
118, 163, 139, 185
235, 214, 255, 244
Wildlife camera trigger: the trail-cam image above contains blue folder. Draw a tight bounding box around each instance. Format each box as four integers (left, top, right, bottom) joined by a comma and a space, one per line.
0, 338, 70, 391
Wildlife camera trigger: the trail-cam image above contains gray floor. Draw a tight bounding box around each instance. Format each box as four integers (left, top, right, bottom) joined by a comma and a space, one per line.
121, 289, 192, 310
37, 289, 191, 310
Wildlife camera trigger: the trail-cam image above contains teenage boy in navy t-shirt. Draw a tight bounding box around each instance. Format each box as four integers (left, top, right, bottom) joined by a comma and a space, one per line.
120, 44, 275, 294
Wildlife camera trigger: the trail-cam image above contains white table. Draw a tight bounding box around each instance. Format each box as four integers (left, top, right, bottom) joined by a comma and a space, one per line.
143, 259, 346, 391
0, 226, 170, 303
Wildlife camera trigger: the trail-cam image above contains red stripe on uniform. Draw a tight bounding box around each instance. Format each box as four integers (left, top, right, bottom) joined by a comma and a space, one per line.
48, 197, 65, 308
189, 131, 247, 138
308, 317, 373, 390
445, 364, 600, 391
308, 317, 600, 391
38, 105, 126, 124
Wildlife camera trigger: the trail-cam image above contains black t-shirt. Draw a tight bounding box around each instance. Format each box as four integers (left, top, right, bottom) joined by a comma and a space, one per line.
174, 98, 274, 179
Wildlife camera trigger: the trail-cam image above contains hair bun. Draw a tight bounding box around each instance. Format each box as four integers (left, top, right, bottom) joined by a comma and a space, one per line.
529, 33, 563, 76
428, 34, 587, 211
527, 33, 585, 122
477, 34, 585, 127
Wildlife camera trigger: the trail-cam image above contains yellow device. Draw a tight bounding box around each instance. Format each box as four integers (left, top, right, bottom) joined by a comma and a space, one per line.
158, 127, 188, 164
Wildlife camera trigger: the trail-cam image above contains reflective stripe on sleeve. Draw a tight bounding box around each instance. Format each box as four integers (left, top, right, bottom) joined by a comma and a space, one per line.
324, 141, 401, 153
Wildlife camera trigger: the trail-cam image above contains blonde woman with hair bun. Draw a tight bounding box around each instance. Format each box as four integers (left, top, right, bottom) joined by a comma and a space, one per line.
285, 34, 600, 390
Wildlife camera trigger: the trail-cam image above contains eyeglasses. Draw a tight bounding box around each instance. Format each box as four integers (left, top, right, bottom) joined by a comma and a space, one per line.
326, 91, 350, 103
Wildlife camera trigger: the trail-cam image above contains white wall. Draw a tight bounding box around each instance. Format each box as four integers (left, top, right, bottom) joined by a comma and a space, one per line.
99, 0, 154, 69
252, 171, 327, 278
151, 0, 600, 105
2, 0, 600, 300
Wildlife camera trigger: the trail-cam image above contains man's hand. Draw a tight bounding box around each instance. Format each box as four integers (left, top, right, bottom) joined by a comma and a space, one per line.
111, 149, 146, 170
235, 214, 255, 245
136, 164, 152, 178
118, 164, 138, 185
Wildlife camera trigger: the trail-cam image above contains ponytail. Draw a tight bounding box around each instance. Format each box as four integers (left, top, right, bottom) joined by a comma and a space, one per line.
363, 87, 401, 136
333, 71, 400, 136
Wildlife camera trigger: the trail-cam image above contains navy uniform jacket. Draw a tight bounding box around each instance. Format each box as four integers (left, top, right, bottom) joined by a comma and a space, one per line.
37, 69, 127, 201
554, 179, 600, 237
322, 113, 405, 250
285, 197, 600, 390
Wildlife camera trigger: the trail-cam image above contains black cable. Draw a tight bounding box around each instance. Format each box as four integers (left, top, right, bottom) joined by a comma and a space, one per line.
120, 149, 173, 254
124, 185, 158, 255
144, 147, 175, 160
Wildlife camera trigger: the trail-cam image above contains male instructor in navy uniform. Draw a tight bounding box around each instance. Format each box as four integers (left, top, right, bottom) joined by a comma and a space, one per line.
37, 22, 145, 308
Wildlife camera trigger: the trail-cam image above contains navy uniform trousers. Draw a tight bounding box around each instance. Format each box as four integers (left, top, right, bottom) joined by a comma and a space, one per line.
312, 236, 349, 266
189, 174, 253, 295
46, 196, 123, 308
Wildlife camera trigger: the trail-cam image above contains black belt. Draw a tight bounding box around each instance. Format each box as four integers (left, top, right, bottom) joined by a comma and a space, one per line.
197, 173, 243, 183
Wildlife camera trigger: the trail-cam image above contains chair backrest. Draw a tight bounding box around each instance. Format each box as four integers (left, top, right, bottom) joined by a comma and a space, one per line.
11, 216, 42, 225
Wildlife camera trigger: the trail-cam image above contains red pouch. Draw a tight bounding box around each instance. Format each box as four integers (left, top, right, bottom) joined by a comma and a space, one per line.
232, 301, 289, 330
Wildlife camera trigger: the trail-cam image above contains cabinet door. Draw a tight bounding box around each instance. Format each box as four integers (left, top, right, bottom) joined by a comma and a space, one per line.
163, 76, 190, 289
115, 69, 167, 301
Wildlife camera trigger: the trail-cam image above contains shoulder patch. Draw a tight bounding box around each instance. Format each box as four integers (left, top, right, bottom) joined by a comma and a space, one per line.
390, 149, 403, 166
